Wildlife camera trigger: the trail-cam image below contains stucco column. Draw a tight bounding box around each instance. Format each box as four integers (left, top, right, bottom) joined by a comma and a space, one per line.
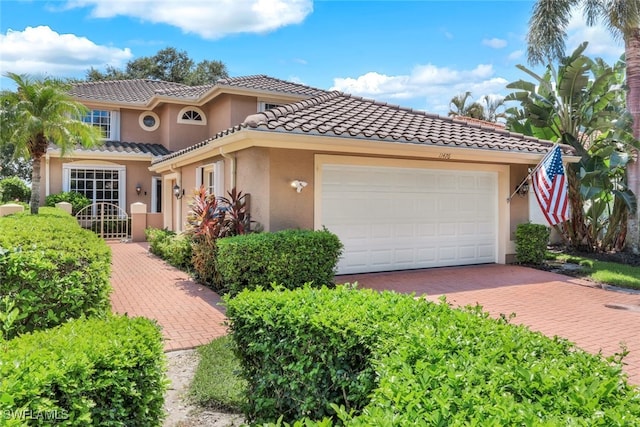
130, 202, 147, 242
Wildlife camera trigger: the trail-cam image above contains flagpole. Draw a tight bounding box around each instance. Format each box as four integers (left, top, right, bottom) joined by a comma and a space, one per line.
507, 145, 557, 203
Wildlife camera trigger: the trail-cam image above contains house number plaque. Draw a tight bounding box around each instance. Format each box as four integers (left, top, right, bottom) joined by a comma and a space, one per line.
438, 153, 451, 160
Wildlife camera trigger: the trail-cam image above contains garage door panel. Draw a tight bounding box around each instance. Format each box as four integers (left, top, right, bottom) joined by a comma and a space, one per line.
322, 164, 497, 274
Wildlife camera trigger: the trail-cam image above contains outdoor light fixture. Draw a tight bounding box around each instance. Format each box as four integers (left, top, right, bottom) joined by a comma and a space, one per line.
135, 184, 142, 196
516, 179, 530, 197
173, 184, 184, 199
291, 180, 308, 193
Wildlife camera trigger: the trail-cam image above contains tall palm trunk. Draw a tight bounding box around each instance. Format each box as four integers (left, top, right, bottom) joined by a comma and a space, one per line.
28, 133, 48, 215
626, 29, 640, 254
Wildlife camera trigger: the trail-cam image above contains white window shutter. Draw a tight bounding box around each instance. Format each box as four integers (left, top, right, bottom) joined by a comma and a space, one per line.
214, 160, 225, 197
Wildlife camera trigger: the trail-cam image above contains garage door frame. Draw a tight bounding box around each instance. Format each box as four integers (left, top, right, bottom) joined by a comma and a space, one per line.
314, 155, 511, 272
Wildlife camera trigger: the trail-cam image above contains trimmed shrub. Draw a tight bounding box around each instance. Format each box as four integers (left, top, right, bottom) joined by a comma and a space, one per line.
0, 176, 30, 203
217, 228, 343, 296
0, 315, 167, 426
0, 208, 111, 339
515, 222, 550, 264
226, 286, 640, 426
45, 191, 91, 215
144, 227, 193, 270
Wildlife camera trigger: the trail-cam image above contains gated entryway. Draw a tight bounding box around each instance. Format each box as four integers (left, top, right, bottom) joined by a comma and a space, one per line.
76, 202, 131, 240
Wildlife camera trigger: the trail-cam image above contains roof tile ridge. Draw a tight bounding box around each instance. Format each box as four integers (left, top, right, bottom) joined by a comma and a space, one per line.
339, 92, 442, 118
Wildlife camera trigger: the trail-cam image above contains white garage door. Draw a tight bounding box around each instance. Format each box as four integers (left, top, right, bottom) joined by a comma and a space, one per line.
321, 164, 498, 274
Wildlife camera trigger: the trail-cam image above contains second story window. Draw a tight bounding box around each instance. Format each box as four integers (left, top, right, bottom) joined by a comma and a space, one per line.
83, 110, 119, 140
258, 101, 283, 112
178, 107, 207, 125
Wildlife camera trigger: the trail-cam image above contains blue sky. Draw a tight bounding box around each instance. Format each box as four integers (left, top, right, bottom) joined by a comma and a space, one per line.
0, 0, 625, 116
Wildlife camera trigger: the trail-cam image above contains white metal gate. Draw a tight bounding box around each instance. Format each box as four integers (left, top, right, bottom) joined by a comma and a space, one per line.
76, 202, 130, 240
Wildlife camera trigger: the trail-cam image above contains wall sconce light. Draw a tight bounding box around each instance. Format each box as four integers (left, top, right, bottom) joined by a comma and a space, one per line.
135, 184, 142, 196
516, 179, 529, 197
173, 184, 184, 199
291, 180, 308, 193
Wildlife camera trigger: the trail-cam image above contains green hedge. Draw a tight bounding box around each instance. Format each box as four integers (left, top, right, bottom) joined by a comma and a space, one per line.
0, 208, 111, 339
144, 227, 193, 271
515, 222, 550, 265
226, 286, 640, 426
217, 229, 343, 296
0, 177, 30, 203
0, 315, 167, 426
44, 191, 91, 215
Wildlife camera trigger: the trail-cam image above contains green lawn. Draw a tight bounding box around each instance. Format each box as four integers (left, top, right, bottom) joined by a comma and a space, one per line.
547, 253, 640, 290
188, 335, 246, 411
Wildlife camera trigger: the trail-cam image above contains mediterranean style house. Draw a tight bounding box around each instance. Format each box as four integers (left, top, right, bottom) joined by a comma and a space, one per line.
40, 75, 576, 274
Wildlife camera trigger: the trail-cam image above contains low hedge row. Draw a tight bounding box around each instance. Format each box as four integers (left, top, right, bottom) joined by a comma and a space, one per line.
144, 227, 193, 271
0, 208, 112, 339
217, 229, 343, 296
0, 315, 167, 426
226, 286, 640, 426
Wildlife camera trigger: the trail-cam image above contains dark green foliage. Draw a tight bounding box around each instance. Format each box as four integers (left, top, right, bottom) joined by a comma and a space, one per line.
187, 187, 253, 289
217, 229, 343, 296
0, 208, 111, 338
227, 286, 640, 426
144, 227, 192, 270
0, 176, 30, 203
45, 191, 91, 215
515, 222, 551, 264
0, 315, 167, 426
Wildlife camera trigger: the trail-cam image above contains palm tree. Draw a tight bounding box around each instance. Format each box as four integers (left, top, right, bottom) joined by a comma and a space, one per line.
0, 73, 101, 214
526, 0, 640, 251
448, 92, 486, 120
481, 95, 507, 123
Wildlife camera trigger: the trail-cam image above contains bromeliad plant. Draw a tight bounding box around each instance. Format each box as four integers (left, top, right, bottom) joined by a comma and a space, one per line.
186, 186, 254, 290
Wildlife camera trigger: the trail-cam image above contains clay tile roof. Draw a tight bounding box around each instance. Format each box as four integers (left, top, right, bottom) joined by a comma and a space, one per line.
69, 79, 193, 103
216, 75, 328, 97
69, 75, 326, 104
153, 91, 571, 166
242, 91, 569, 154
84, 141, 171, 157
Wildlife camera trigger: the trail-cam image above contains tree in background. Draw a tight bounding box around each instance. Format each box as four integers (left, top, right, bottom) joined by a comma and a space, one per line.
448, 92, 485, 120
86, 47, 229, 85
526, 0, 640, 251
0, 143, 31, 181
448, 92, 506, 123
0, 73, 102, 214
506, 43, 638, 252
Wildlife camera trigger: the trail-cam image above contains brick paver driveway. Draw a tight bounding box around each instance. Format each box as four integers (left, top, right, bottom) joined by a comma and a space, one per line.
339, 264, 640, 385
109, 241, 639, 385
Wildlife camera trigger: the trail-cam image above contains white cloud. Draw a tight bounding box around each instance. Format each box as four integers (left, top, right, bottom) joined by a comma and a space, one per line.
0, 26, 132, 77
64, 0, 313, 40
566, 10, 624, 61
482, 38, 507, 49
331, 63, 510, 116
508, 50, 524, 61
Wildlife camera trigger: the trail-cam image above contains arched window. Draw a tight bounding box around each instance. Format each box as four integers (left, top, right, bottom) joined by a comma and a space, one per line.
177, 107, 207, 125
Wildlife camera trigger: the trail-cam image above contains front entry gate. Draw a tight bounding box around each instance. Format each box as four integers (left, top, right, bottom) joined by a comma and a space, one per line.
76, 202, 130, 240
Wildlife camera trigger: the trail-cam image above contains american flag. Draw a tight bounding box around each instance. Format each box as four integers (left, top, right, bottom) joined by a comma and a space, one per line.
532, 145, 570, 226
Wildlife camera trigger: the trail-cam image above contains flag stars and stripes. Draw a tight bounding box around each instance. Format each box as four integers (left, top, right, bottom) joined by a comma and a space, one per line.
532, 145, 570, 226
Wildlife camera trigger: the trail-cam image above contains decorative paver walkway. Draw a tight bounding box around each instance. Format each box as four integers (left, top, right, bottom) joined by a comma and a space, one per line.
108, 242, 227, 351
109, 242, 640, 385
339, 264, 640, 385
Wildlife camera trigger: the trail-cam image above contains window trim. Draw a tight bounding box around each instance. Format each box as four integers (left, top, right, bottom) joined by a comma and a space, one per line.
258, 100, 284, 112
139, 111, 160, 132
84, 110, 120, 141
196, 160, 224, 197
177, 106, 207, 125
62, 163, 126, 208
